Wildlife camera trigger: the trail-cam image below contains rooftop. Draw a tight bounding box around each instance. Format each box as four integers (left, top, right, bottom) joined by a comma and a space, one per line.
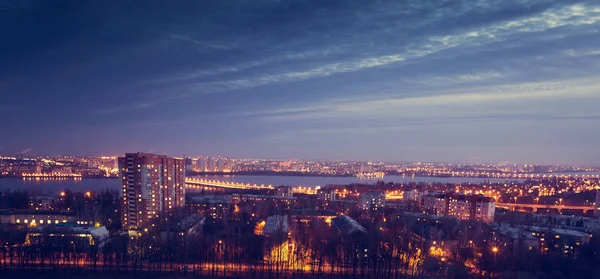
332, 215, 366, 235
0, 209, 76, 216
290, 209, 337, 217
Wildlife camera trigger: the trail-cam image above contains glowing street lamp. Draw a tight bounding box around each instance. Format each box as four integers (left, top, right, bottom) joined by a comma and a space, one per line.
492, 246, 499, 261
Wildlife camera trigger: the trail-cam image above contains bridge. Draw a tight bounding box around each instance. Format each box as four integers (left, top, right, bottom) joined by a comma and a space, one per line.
496, 203, 596, 214
185, 178, 274, 190
185, 178, 319, 194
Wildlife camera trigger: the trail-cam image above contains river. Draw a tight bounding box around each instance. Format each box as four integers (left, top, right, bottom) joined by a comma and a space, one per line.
0, 175, 523, 193
1, 172, 598, 194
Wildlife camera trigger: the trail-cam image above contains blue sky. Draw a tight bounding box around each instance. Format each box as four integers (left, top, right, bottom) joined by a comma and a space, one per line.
1, 0, 599, 164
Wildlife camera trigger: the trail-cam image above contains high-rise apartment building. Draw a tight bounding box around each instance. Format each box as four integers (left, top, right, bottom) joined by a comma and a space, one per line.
196, 156, 207, 172
217, 157, 225, 172
184, 157, 193, 173
118, 153, 186, 231
207, 157, 217, 172
225, 158, 234, 172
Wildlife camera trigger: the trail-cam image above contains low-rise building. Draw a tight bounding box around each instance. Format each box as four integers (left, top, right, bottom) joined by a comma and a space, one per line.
493, 223, 540, 252
25, 225, 109, 251
332, 215, 366, 235
0, 209, 78, 225
264, 215, 289, 235
160, 214, 205, 244
404, 189, 431, 202
493, 223, 590, 256
290, 208, 336, 225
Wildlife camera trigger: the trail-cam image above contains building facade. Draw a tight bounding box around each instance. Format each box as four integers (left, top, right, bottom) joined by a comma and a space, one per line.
594, 190, 600, 217
422, 193, 495, 223
0, 209, 78, 225
275, 186, 293, 198
317, 189, 337, 201
196, 156, 207, 172
118, 153, 186, 231
360, 192, 386, 211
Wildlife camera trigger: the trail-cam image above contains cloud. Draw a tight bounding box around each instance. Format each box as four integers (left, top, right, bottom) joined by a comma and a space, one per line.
140, 2, 600, 102
261, 77, 600, 122
4, 0, 600, 163
21, 148, 33, 155
169, 34, 234, 50
94, 94, 189, 115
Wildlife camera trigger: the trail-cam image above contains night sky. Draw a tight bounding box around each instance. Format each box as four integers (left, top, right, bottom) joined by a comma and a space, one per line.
1, 0, 599, 164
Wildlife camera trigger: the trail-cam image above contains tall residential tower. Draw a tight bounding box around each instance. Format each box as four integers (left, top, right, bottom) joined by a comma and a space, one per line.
118, 153, 185, 231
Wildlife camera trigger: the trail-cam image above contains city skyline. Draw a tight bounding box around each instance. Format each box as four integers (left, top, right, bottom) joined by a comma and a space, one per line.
2, 0, 600, 164
2, 152, 599, 168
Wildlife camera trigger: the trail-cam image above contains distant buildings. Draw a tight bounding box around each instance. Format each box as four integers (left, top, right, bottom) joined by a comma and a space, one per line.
191, 156, 233, 172
594, 190, 600, 217
118, 153, 186, 232
422, 193, 495, 223
275, 186, 293, 198
217, 158, 226, 172
196, 156, 207, 172
184, 157, 193, 173
360, 192, 385, 211
403, 189, 431, 202
317, 189, 337, 201
207, 157, 217, 172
